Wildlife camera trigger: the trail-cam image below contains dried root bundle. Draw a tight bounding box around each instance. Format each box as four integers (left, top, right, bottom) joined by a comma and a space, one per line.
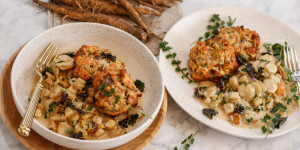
33, 0, 182, 42
52, 0, 161, 16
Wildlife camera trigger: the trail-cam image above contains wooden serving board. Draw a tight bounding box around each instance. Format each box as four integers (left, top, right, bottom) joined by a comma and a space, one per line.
0, 45, 167, 150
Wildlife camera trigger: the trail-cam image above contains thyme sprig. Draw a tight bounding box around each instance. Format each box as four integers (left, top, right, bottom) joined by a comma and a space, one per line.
174, 131, 199, 150
261, 103, 287, 135
160, 41, 196, 84
199, 14, 236, 42
128, 106, 153, 119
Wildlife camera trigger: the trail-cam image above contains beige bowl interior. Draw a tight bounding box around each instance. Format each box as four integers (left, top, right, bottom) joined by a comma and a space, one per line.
11, 23, 164, 149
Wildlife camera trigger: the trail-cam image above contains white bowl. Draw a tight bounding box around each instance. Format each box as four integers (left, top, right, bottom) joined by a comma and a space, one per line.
11, 23, 164, 149
159, 6, 300, 139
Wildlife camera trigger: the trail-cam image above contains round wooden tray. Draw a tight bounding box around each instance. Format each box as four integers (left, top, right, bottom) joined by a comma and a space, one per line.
0, 45, 167, 150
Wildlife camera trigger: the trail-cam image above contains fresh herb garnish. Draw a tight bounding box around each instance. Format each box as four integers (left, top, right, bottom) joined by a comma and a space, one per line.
291, 85, 297, 93
247, 117, 253, 122
160, 41, 194, 84
62, 52, 75, 58
261, 114, 271, 123
99, 82, 108, 94
44, 111, 48, 119
66, 100, 76, 110
286, 97, 292, 104
261, 59, 270, 63
217, 78, 225, 92
200, 14, 236, 41
105, 88, 115, 97
245, 63, 256, 80
69, 130, 84, 139
134, 79, 145, 92
85, 78, 93, 87
101, 52, 116, 62
67, 128, 72, 134
237, 54, 249, 65
115, 95, 120, 104
77, 92, 88, 102
234, 103, 244, 114
61, 88, 67, 93
41, 67, 53, 76
221, 100, 227, 104
227, 87, 232, 93
174, 131, 199, 150
77, 109, 86, 115
254, 67, 265, 80
261, 102, 289, 135
194, 87, 205, 99
202, 108, 218, 119
270, 103, 287, 114
263, 94, 268, 100
261, 113, 288, 134
86, 105, 93, 111
118, 114, 139, 128
73, 120, 78, 127
271, 42, 293, 82
48, 102, 58, 115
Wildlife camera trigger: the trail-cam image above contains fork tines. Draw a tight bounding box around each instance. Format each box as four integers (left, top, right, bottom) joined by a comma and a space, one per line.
284, 47, 300, 75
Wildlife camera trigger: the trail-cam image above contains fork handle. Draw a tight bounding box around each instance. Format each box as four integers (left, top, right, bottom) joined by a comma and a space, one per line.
18, 78, 43, 136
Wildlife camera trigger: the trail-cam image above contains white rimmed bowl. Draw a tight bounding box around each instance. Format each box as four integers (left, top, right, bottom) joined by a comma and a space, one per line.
11, 23, 164, 149
159, 6, 300, 139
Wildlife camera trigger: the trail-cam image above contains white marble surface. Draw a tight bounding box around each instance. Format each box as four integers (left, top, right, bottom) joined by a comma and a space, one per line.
1, 0, 300, 150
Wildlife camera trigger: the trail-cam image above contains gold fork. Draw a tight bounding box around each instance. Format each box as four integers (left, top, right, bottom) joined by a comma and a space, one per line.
18, 42, 60, 136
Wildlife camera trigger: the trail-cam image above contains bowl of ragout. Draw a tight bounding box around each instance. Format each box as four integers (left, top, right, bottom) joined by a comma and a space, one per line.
10, 23, 164, 149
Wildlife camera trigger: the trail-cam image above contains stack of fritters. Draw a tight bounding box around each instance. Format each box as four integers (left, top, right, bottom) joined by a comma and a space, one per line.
188, 26, 260, 82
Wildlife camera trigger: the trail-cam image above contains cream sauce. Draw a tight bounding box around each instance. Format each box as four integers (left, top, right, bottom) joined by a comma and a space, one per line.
197, 44, 300, 129
36, 78, 145, 140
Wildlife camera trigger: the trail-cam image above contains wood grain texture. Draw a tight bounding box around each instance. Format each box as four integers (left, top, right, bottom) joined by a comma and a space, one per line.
0, 45, 167, 150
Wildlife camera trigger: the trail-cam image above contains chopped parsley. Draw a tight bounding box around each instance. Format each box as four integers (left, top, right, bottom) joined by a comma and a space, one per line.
99, 82, 108, 94
48, 102, 58, 115
291, 85, 297, 93
221, 100, 227, 104
241, 81, 247, 85
73, 120, 78, 127
260, 59, 270, 63
247, 117, 253, 123
105, 88, 115, 97
263, 94, 268, 100
115, 95, 120, 104
86, 105, 93, 111
216, 91, 222, 96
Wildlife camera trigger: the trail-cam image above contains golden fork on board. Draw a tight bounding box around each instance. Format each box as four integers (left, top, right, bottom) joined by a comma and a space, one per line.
18, 42, 60, 136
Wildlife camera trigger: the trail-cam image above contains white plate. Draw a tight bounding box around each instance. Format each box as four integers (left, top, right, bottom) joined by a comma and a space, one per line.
159, 6, 300, 139
11, 23, 164, 149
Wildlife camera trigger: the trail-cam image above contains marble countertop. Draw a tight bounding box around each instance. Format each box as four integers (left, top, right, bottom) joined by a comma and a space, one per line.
1, 0, 300, 149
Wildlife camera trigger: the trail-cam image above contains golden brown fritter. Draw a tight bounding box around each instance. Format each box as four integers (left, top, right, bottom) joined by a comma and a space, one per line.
216, 26, 260, 60
74, 45, 142, 116
188, 38, 238, 82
